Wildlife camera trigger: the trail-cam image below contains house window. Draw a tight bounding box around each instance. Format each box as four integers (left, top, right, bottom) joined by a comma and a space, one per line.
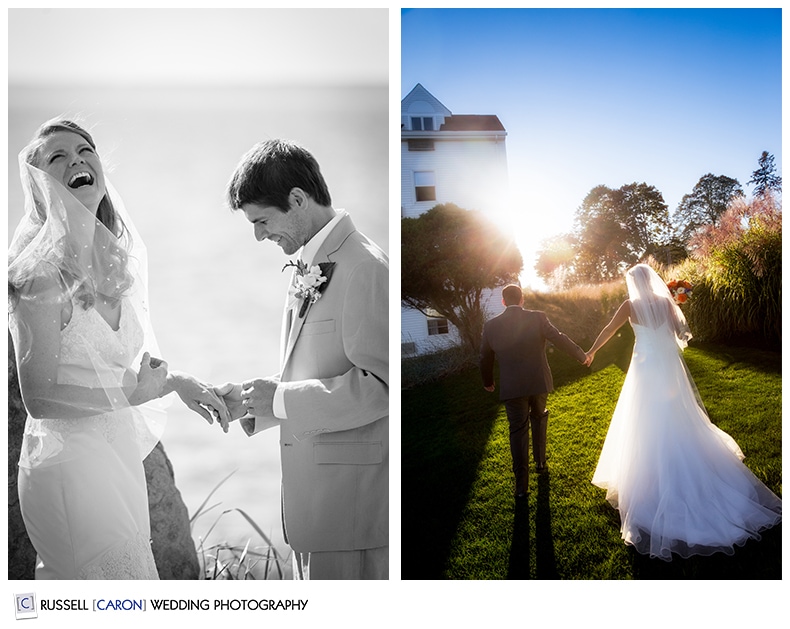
414, 171, 436, 202
427, 318, 449, 336
407, 139, 435, 151
411, 116, 434, 131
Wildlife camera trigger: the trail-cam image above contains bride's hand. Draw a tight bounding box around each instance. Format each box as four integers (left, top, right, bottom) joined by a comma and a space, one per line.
130, 352, 169, 405
168, 372, 232, 428
584, 351, 595, 367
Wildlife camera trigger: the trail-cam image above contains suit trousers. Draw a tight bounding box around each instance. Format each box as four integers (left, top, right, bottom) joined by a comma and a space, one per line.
292, 546, 389, 580
503, 393, 549, 494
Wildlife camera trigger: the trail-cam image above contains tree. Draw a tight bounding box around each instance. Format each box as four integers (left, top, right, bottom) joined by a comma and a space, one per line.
571, 183, 672, 283
672, 173, 744, 243
401, 203, 522, 352
747, 151, 782, 198
535, 233, 576, 289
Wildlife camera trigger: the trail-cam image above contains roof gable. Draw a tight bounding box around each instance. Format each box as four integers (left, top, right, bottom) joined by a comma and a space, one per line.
401, 83, 452, 116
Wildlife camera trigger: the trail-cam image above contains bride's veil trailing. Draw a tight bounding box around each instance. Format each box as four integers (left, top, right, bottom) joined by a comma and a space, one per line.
8, 152, 168, 469
625, 263, 717, 421
626, 263, 692, 350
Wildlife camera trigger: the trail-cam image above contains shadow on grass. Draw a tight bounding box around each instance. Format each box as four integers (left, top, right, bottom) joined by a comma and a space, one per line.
535, 472, 559, 579
629, 524, 782, 579
401, 331, 780, 579
507, 472, 561, 580
508, 497, 530, 579
401, 367, 502, 579
401, 329, 632, 579
507, 471, 560, 579
688, 341, 781, 376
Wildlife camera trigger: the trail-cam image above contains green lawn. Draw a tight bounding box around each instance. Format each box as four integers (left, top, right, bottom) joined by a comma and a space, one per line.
401, 332, 782, 579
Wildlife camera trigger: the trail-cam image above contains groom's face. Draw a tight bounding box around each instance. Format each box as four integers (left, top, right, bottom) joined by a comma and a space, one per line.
241, 201, 308, 256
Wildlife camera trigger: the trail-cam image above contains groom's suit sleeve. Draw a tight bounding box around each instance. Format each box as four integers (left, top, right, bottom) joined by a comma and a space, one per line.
480, 323, 496, 388
276, 255, 388, 439
541, 313, 586, 363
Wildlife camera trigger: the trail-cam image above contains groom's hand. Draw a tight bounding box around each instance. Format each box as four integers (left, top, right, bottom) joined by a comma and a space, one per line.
213, 382, 250, 432
240, 377, 279, 420
484, 384, 495, 392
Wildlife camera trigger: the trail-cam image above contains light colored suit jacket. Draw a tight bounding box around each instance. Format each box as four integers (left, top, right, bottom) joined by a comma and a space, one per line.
244, 214, 388, 553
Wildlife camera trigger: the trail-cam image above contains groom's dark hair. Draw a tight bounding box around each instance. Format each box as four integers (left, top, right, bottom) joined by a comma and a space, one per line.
502, 284, 524, 306
226, 139, 332, 212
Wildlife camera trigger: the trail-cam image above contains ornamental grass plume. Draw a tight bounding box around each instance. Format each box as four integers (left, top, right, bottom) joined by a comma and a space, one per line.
670, 193, 781, 342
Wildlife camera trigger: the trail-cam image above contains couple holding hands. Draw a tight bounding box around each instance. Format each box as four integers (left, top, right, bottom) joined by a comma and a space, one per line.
480, 267, 780, 561
9, 119, 388, 580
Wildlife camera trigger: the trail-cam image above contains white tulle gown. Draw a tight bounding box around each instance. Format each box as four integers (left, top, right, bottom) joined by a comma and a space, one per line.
16, 301, 160, 579
592, 318, 782, 561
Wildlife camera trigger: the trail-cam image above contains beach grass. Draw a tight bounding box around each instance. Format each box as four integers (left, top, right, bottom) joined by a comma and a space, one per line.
190, 470, 291, 580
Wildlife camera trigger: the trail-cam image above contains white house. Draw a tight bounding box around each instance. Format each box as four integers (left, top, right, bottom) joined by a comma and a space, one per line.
401, 84, 511, 357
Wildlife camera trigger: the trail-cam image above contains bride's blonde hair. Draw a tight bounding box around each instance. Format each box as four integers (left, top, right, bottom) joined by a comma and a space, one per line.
9, 119, 134, 311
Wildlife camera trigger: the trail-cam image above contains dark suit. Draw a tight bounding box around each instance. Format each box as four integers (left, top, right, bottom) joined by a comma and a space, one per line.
480, 305, 586, 493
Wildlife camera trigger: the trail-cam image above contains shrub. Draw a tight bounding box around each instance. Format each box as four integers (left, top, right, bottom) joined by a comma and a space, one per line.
401, 344, 479, 389
668, 194, 781, 343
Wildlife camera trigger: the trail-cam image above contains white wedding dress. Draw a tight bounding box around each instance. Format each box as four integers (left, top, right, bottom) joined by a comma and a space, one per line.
10, 135, 168, 580
592, 317, 782, 560
17, 299, 160, 579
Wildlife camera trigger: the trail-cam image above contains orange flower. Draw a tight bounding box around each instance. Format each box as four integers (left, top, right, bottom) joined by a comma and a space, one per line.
667, 278, 693, 305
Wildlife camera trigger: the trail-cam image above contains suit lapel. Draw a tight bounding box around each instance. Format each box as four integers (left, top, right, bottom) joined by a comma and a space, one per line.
279, 267, 298, 369
281, 215, 356, 371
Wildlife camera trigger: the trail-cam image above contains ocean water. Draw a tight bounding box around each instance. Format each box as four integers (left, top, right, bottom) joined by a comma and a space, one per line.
7, 84, 389, 556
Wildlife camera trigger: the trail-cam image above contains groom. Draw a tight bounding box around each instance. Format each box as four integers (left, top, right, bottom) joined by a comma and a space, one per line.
480, 284, 589, 498
216, 139, 389, 579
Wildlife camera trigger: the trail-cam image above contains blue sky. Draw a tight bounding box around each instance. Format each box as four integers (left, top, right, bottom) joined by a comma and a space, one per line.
402, 8, 782, 288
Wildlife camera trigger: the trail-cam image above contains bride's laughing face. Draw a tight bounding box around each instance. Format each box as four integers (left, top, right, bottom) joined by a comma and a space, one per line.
38, 131, 107, 214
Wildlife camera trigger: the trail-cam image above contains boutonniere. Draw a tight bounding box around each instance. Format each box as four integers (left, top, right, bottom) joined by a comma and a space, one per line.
283, 259, 336, 318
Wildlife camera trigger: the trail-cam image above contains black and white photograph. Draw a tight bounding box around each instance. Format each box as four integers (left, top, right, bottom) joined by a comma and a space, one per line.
7, 6, 389, 589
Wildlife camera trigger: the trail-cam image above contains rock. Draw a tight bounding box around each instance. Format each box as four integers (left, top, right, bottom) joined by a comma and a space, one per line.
8, 330, 199, 579
144, 442, 201, 579
8, 331, 36, 580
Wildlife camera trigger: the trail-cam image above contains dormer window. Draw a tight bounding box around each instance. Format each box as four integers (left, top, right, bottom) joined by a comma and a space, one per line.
411, 116, 434, 131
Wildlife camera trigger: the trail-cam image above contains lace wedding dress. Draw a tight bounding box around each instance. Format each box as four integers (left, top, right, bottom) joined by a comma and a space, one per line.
17, 300, 160, 579
592, 318, 782, 560
10, 126, 168, 579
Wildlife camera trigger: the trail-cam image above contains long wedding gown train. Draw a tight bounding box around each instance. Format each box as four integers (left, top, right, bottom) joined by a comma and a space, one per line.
592, 320, 781, 560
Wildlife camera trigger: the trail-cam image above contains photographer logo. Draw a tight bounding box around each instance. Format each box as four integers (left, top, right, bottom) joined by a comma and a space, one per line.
14, 593, 37, 620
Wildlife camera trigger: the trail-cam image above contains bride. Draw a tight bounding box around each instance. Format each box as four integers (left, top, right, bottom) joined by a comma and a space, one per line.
8, 119, 229, 579
585, 263, 781, 560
